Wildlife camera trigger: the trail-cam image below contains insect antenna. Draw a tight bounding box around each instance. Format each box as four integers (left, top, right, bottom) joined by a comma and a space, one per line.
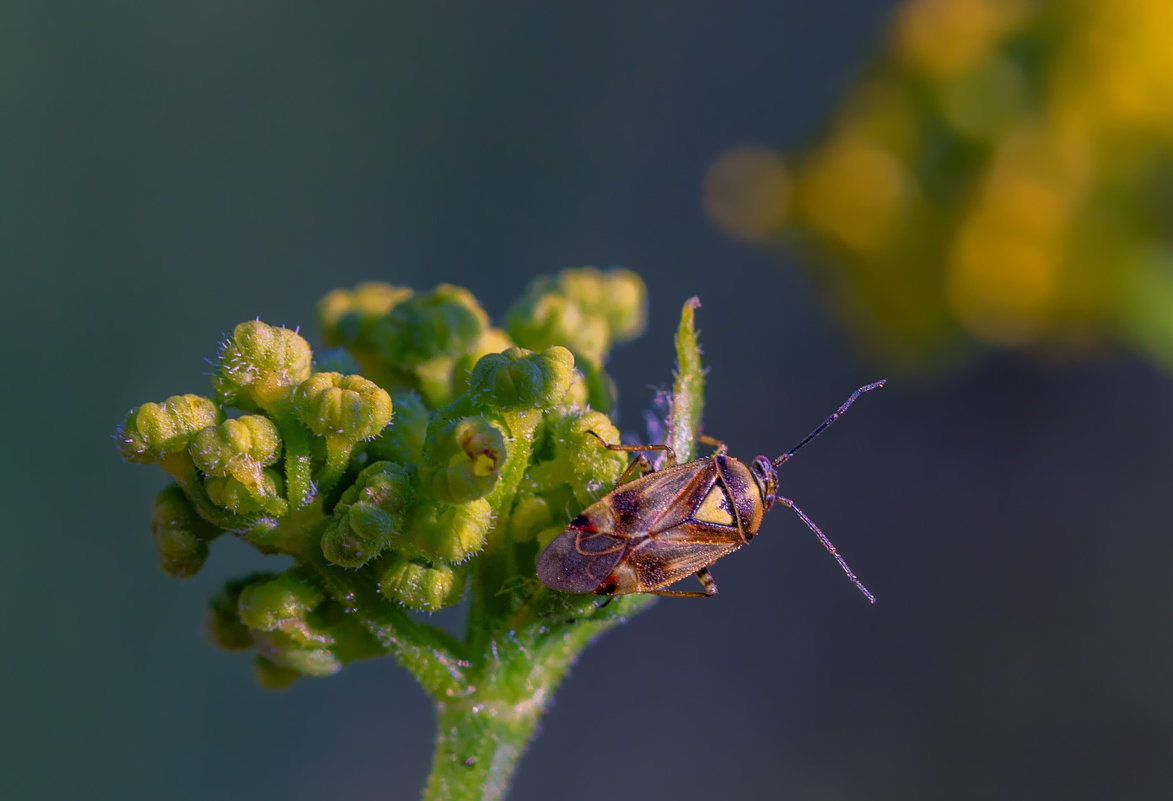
773, 380, 886, 467
776, 495, 875, 603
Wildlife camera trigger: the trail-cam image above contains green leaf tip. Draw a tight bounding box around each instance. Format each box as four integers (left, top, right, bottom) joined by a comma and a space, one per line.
669, 296, 705, 463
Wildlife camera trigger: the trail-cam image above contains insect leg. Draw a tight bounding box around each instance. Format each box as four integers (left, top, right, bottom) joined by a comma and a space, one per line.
585, 430, 677, 467
615, 453, 655, 485
650, 567, 718, 598
775, 495, 876, 604
696, 434, 728, 455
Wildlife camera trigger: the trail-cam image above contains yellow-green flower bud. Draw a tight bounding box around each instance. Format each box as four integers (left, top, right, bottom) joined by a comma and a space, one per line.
467, 346, 575, 410
403, 496, 491, 563
564, 368, 590, 409
290, 370, 392, 500
321, 462, 412, 568
596, 268, 647, 342
418, 416, 507, 504
293, 372, 392, 442
317, 282, 412, 349
376, 554, 466, 612
205, 469, 283, 515
150, 484, 221, 578
549, 267, 647, 341
190, 415, 285, 515
411, 354, 459, 408
237, 572, 328, 646
371, 284, 489, 367
451, 327, 515, 396
274, 646, 342, 678
116, 394, 220, 464
506, 290, 609, 363
206, 574, 267, 651
367, 392, 429, 465
212, 321, 313, 411
253, 654, 301, 689
529, 409, 626, 507
507, 493, 554, 543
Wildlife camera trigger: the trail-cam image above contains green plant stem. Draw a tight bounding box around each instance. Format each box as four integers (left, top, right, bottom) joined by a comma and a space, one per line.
271, 408, 313, 507
315, 437, 353, 500
422, 607, 638, 801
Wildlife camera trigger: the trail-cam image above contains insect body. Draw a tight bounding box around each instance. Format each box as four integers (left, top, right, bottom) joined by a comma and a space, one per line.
536, 381, 885, 602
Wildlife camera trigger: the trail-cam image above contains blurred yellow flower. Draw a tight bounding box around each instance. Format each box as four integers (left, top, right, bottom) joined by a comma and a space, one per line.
706, 0, 1173, 372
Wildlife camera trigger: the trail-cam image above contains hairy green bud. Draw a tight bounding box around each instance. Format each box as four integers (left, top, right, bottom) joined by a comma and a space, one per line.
116, 394, 220, 464
560, 267, 647, 342
206, 574, 268, 651
506, 493, 554, 543
292, 372, 392, 443
212, 321, 313, 411
150, 484, 221, 578
272, 646, 342, 677
371, 284, 489, 368
321, 462, 412, 568
237, 572, 328, 646
467, 346, 575, 410
367, 392, 429, 465
403, 496, 491, 563
418, 416, 507, 503
204, 470, 283, 515
451, 327, 515, 396
506, 291, 608, 363
529, 409, 626, 507
317, 282, 413, 349
505, 267, 647, 363
376, 554, 466, 612
253, 655, 302, 690
189, 416, 285, 515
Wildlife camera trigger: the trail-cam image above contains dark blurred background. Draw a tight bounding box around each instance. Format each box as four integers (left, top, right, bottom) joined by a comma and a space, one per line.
3, 2, 1170, 800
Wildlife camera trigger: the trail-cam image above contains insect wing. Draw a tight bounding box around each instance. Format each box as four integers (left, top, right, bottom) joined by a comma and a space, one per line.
627, 523, 742, 592
536, 527, 627, 593
608, 459, 714, 534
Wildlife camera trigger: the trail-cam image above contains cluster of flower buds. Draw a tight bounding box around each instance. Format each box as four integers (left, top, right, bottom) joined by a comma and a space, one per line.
705, 0, 1173, 372
117, 269, 649, 686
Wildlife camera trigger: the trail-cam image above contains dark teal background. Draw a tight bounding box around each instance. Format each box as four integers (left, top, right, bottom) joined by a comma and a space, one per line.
3, 2, 1170, 799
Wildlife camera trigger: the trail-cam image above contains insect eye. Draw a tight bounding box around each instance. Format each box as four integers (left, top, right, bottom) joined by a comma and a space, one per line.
752, 456, 771, 476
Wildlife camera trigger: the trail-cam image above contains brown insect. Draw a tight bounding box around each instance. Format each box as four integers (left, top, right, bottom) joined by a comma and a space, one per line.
537, 381, 885, 602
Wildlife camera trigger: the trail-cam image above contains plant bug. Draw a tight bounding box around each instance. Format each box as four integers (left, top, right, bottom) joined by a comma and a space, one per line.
536, 381, 885, 602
